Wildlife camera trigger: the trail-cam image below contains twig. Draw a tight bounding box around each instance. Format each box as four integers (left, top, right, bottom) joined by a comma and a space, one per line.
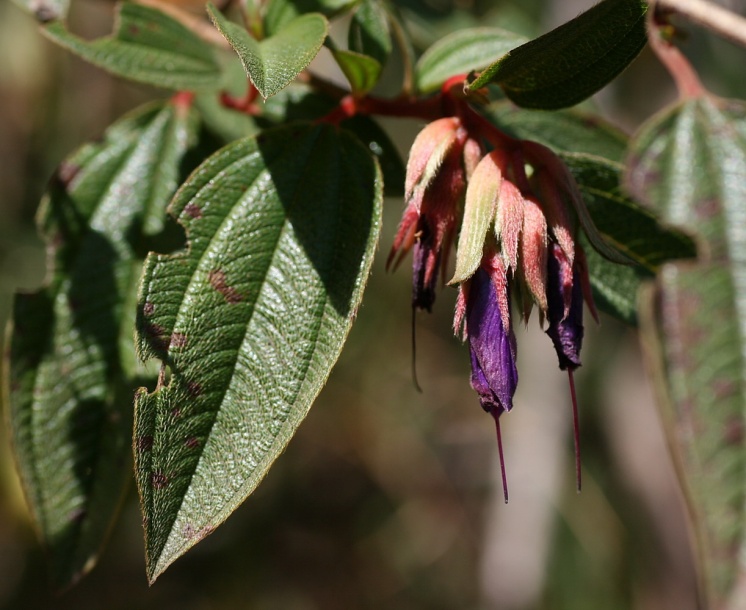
654, 0, 746, 48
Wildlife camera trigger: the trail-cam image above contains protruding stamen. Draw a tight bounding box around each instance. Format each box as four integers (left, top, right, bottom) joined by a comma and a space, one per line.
494, 412, 509, 503
568, 369, 582, 492
410, 306, 423, 393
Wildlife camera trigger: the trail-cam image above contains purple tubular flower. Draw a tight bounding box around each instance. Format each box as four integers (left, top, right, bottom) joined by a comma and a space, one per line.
466, 267, 518, 417
546, 243, 584, 370
412, 224, 440, 312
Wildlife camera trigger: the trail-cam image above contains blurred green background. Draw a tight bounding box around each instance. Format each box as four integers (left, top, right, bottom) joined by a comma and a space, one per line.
1, 0, 745, 607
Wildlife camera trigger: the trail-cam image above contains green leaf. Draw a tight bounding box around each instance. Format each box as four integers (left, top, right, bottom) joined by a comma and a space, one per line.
332, 48, 382, 96
348, 0, 392, 67
467, 0, 648, 109
134, 123, 383, 581
628, 96, 746, 606
209, 7, 328, 99
42, 4, 222, 91
561, 153, 695, 324
415, 27, 527, 94
485, 102, 627, 162
6, 101, 199, 588
264, 0, 356, 35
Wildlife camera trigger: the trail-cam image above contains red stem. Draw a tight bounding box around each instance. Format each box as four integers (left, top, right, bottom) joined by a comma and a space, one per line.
648, 10, 706, 99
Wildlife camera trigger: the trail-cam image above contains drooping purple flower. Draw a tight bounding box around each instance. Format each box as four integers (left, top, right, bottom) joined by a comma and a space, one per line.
464, 266, 518, 418
545, 242, 584, 371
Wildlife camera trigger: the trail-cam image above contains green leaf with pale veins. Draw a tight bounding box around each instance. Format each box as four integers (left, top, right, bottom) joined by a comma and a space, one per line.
467, 0, 647, 109
134, 123, 383, 582
209, 5, 328, 99
415, 27, 527, 94
6, 100, 200, 588
628, 96, 746, 607
42, 3, 222, 91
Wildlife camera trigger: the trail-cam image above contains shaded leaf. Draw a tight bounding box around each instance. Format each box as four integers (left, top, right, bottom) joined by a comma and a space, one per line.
415, 27, 527, 94
332, 48, 382, 97
134, 123, 383, 581
209, 6, 328, 99
628, 96, 746, 606
486, 102, 627, 162
6, 101, 199, 588
348, 0, 392, 67
467, 0, 647, 109
43, 4, 222, 91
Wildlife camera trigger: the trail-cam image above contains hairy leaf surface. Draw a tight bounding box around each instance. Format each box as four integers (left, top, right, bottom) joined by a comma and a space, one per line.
209, 7, 328, 99
43, 3, 222, 90
134, 123, 382, 581
629, 96, 746, 606
7, 101, 199, 588
332, 49, 382, 96
467, 0, 647, 109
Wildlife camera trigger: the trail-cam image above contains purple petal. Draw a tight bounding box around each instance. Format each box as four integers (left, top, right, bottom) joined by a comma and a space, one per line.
546, 244, 584, 370
467, 267, 518, 414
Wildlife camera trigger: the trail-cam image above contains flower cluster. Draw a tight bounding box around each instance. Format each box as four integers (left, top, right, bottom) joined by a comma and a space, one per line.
389, 115, 607, 499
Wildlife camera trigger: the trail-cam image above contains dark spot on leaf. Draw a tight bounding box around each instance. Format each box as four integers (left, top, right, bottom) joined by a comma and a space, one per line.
129, 24, 140, 36
714, 378, 736, 400
208, 269, 244, 304
137, 435, 154, 452
56, 161, 81, 189
142, 321, 169, 352
170, 332, 188, 349
185, 437, 200, 449
143, 301, 155, 316
171, 407, 182, 419
68, 507, 87, 523
184, 203, 202, 219
151, 472, 169, 490
183, 524, 213, 540
723, 416, 744, 446
187, 381, 202, 397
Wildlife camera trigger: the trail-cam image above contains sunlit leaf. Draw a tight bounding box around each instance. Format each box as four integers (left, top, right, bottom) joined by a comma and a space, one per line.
6, 100, 199, 588
43, 3, 222, 90
209, 6, 328, 99
415, 27, 526, 94
134, 123, 383, 581
467, 0, 647, 109
629, 96, 746, 606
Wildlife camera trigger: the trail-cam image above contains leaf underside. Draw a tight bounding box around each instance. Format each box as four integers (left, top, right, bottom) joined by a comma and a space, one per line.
7, 101, 198, 588
629, 97, 746, 606
134, 123, 382, 582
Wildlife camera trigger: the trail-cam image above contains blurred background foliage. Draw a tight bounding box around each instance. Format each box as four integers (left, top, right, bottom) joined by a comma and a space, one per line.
1, 0, 746, 607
